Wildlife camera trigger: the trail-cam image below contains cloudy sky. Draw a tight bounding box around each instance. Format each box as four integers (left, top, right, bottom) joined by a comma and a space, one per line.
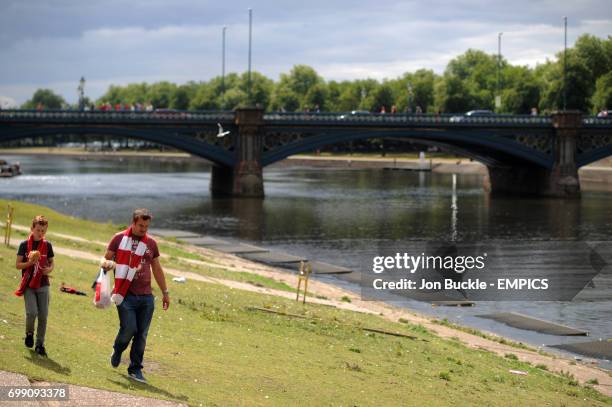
0, 0, 610, 106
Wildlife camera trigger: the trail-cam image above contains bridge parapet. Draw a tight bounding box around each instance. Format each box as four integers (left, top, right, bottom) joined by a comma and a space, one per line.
0, 109, 235, 123
264, 112, 555, 127
1, 109, 609, 128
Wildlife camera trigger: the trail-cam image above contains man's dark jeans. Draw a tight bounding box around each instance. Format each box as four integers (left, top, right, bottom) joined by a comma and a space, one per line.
113, 294, 155, 374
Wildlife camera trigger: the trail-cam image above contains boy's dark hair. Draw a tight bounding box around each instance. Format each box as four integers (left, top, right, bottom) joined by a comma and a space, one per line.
31, 215, 48, 228
132, 208, 152, 223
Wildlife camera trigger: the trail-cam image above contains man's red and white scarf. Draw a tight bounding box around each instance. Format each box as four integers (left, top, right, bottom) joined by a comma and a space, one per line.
110, 228, 148, 306
14, 234, 48, 296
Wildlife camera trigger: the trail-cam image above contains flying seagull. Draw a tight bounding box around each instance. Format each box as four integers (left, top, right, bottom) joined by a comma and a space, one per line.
217, 123, 231, 138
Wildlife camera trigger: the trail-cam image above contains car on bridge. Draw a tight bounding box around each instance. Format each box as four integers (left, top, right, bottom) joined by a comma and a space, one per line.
338, 110, 372, 120
450, 109, 494, 122
597, 110, 611, 118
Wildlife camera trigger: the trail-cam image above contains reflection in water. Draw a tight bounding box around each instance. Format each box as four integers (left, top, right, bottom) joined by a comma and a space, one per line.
210, 198, 266, 241
1, 155, 610, 358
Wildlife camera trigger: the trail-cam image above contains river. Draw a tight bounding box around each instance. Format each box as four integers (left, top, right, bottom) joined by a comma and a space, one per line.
1, 154, 610, 366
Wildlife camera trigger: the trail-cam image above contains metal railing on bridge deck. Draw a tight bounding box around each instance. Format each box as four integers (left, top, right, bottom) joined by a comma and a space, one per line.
0, 109, 610, 127
263, 111, 554, 127
0, 109, 235, 123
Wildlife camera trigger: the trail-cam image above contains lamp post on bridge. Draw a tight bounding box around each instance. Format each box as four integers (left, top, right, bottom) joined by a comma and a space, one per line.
77, 76, 86, 111
407, 83, 413, 113
221, 26, 227, 99
563, 16, 567, 111
360, 87, 367, 110
247, 8, 253, 106
496, 32, 502, 113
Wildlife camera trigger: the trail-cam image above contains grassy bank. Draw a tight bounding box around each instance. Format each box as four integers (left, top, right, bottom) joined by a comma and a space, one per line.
0, 201, 610, 405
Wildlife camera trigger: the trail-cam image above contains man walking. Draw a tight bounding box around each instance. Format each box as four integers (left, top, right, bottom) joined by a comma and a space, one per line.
101, 208, 170, 384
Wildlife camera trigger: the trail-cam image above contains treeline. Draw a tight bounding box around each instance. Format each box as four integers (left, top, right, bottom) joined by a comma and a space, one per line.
21, 34, 612, 115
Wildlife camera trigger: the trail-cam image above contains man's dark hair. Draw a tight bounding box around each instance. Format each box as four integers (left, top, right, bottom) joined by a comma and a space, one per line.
132, 208, 152, 223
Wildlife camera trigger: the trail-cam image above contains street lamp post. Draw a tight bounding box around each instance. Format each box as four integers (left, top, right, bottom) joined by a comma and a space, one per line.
247, 8, 253, 105
407, 83, 413, 113
360, 88, 367, 110
496, 32, 503, 112
563, 16, 567, 111
77, 76, 85, 111
222, 26, 227, 98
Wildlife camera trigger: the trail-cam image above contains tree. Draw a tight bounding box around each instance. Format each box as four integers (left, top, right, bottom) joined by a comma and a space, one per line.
335, 81, 366, 112
574, 34, 612, 81
190, 82, 221, 110
240, 71, 274, 109
21, 89, 66, 109
304, 83, 328, 111
500, 65, 540, 114
325, 81, 344, 112
538, 50, 593, 112
146, 81, 177, 109
270, 85, 299, 112
434, 74, 470, 113
170, 82, 198, 110
591, 71, 612, 112
353, 79, 379, 111
271, 65, 324, 111
394, 69, 437, 112
218, 73, 242, 110
435, 49, 499, 113
367, 83, 394, 112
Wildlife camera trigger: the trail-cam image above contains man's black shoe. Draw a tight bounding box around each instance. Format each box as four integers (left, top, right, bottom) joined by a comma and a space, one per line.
35, 345, 47, 357
110, 350, 121, 368
24, 333, 34, 348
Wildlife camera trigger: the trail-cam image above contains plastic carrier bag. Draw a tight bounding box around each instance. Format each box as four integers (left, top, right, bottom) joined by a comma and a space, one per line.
94, 268, 112, 309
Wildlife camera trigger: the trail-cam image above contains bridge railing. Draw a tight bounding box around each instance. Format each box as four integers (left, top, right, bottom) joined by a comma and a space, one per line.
583, 116, 612, 126
0, 109, 235, 122
0, 109, 609, 127
264, 111, 554, 126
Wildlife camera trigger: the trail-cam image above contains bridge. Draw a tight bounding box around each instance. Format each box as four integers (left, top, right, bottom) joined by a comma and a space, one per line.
0, 109, 611, 198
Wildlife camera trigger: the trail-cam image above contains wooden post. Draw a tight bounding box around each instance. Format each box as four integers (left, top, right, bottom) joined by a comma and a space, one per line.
4, 204, 14, 246
295, 261, 312, 304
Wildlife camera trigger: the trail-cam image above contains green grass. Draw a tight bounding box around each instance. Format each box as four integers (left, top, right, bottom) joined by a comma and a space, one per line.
1, 244, 610, 406
0, 201, 610, 405
432, 318, 540, 353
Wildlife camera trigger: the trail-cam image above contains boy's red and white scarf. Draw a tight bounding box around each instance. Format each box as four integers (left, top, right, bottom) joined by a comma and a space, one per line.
110, 228, 149, 306
14, 234, 48, 296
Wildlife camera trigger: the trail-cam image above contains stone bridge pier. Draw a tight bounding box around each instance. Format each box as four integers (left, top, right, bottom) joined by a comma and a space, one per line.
484, 111, 582, 198
210, 108, 265, 198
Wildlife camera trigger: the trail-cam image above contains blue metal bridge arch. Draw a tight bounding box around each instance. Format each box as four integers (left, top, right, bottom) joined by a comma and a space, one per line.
261, 128, 554, 168
0, 125, 235, 167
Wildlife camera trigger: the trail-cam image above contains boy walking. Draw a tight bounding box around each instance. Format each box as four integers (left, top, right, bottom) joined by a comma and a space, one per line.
15, 215, 55, 357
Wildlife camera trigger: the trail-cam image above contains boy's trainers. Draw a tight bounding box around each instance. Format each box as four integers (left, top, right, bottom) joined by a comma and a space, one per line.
24, 333, 34, 348
128, 370, 147, 384
35, 345, 47, 357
